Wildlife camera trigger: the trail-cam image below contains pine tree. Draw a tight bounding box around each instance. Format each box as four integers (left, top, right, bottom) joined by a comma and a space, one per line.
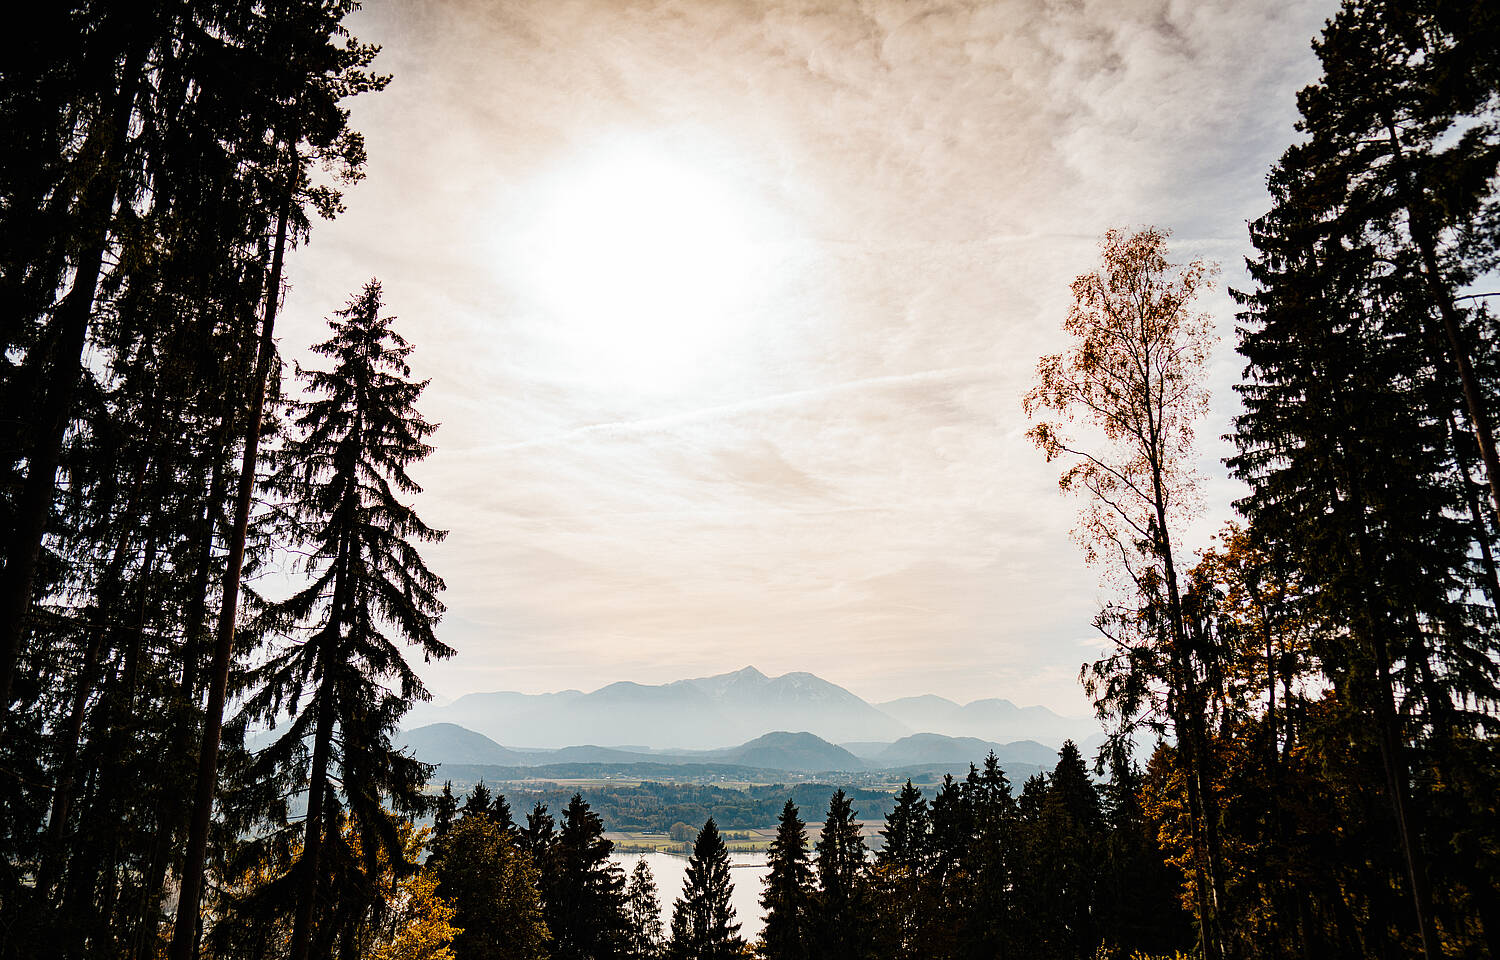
625, 860, 665, 959
810, 789, 873, 959
464, 782, 495, 820
877, 780, 930, 870
963, 753, 1017, 958
667, 818, 743, 960
873, 781, 932, 960
551, 793, 629, 960
1035, 742, 1104, 959
226, 280, 450, 960
760, 799, 814, 960
434, 781, 458, 839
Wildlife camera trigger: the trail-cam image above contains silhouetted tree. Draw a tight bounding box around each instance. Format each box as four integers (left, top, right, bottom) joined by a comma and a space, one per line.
224, 280, 450, 960
667, 818, 743, 960
760, 799, 813, 960
551, 794, 629, 960
625, 860, 664, 959
810, 790, 873, 959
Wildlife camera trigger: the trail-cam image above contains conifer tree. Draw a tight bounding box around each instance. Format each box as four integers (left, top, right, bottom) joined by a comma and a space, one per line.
810, 789, 873, 959
551, 793, 629, 960
873, 781, 933, 960
464, 782, 495, 820
434, 781, 458, 839
760, 799, 814, 960
877, 780, 930, 870
667, 818, 743, 960
226, 280, 450, 960
963, 754, 1017, 958
625, 860, 665, 959
521, 803, 558, 867
1097, 744, 1189, 956
1036, 742, 1104, 959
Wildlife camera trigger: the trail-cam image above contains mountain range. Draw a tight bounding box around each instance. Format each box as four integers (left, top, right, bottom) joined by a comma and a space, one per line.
402, 665, 1102, 753
396, 722, 1071, 779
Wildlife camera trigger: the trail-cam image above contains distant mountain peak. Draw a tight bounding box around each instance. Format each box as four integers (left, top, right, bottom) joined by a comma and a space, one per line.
404, 667, 1097, 751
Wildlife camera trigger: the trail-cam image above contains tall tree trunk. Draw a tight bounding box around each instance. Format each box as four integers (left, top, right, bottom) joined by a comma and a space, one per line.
1382, 116, 1500, 518
0, 36, 147, 714
1369, 630, 1442, 960
168, 183, 292, 960
289, 687, 335, 960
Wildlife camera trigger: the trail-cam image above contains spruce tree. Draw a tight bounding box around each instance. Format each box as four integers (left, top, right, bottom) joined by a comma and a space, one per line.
877, 780, 930, 870
963, 753, 1017, 958
226, 279, 450, 960
874, 781, 933, 960
760, 799, 814, 960
1230, 4, 1500, 947
667, 818, 743, 960
810, 789, 873, 959
551, 793, 629, 960
625, 859, 665, 959
434, 781, 458, 839
465, 782, 495, 820
1036, 742, 1104, 959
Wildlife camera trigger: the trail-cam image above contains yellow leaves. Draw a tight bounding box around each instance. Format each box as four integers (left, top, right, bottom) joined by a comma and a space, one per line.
369, 869, 460, 960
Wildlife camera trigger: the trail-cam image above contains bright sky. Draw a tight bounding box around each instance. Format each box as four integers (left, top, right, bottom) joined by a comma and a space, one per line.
274, 0, 1335, 715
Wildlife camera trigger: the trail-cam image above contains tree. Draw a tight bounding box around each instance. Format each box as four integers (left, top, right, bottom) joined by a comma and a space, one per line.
463, 782, 494, 820
434, 782, 458, 839
1035, 742, 1104, 959
624, 860, 664, 959
1024, 225, 1225, 960
429, 815, 550, 960
1229, 4, 1500, 956
226, 280, 450, 960
667, 818, 743, 960
873, 781, 933, 960
809, 790, 873, 959
551, 793, 629, 960
876, 780, 930, 870
1095, 743, 1190, 957
759, 800, 813, 960
962, 754, 1017, 958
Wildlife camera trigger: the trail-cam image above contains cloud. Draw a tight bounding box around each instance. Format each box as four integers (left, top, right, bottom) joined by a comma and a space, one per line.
272, 0, 1337, 713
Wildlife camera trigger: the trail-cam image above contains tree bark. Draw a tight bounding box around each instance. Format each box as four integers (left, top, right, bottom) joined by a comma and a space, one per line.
0, 36, 147, 714
167, 183, 292, 960
289, 688, 335, 960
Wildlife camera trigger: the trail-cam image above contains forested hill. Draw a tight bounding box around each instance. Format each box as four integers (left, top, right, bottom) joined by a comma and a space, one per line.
438, 777, 901, 834
399, 722, 1059, 779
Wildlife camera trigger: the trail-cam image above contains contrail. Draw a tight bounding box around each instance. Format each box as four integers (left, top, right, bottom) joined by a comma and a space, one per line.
463, 364, 1005, 455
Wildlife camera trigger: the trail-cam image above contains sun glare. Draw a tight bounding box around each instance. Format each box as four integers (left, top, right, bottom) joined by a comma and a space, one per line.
519, 141, 771, 391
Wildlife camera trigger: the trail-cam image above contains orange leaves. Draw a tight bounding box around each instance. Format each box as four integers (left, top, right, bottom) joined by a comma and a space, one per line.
1023, 226, 1218, 587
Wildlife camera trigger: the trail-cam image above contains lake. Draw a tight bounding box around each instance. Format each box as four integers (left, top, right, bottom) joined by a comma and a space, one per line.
612, 850, 771, 943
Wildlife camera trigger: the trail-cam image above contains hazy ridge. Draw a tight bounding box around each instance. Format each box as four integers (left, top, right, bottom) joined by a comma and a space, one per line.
404, 665, 1101, 752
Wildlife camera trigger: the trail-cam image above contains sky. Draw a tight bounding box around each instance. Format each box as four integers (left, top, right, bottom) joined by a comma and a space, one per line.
271, 0, 1337, 716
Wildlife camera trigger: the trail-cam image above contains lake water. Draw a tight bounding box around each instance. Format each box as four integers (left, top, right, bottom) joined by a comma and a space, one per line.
612, 850, 770, 943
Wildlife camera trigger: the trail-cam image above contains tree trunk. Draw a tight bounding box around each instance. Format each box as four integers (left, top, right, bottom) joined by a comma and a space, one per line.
167, 183, 292, 960
289, 687, 335, 960
0, 36, 147, 714
1369, 631, 1442, 960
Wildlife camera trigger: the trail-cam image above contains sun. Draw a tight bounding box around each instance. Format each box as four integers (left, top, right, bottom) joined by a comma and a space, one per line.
517, 140, 772, 392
